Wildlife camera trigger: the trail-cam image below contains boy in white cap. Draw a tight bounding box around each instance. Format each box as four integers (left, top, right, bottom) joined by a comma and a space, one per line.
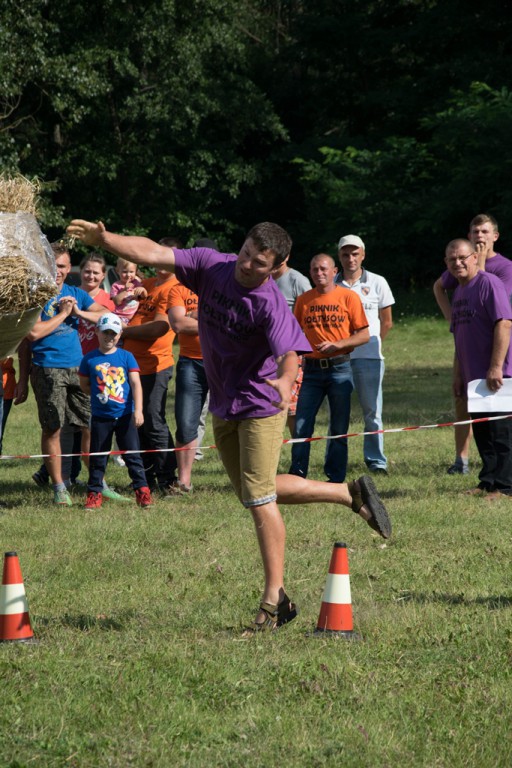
78, 312, 152, 509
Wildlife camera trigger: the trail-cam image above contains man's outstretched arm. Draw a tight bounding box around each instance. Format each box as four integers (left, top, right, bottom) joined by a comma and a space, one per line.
67, 220, 176, 271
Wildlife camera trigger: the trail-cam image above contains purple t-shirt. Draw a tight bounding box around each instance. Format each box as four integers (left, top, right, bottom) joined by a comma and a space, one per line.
173, 248, 312, 419
441, 253, 512, 302
450, 271, 512, 385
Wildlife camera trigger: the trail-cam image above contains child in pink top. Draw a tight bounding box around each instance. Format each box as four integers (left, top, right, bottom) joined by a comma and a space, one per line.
110, 258, 148, 324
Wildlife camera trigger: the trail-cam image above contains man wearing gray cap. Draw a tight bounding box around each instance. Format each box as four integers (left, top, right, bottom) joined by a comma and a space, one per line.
336, 235, 395, 474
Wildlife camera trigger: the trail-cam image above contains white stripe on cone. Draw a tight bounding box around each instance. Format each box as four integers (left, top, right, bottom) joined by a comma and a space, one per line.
0, 583, 29, 615
321, 573, 351, 604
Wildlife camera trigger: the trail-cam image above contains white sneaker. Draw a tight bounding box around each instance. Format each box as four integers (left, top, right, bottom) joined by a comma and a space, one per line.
111, 455, 126, 467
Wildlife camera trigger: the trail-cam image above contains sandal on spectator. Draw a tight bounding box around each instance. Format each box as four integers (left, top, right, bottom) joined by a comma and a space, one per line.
350, 475, 392, 539
242, 593, 298, 636
162, 481, 193, 496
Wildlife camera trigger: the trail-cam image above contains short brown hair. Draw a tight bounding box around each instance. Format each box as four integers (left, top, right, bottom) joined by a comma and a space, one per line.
469, 213, 499, 233
50, 240, 70, 258
246, 222, 292, 267
159, 237, 183, 248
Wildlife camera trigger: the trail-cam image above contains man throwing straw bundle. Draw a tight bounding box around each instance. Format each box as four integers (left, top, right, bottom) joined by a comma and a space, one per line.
67, 218, 392, 634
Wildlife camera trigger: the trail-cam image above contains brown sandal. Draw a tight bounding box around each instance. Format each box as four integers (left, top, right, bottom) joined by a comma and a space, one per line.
242, 593, 298, 636
350, 475, 392, 539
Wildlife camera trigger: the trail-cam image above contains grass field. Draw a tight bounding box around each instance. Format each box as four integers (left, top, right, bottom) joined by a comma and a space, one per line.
0, 310, 511, 767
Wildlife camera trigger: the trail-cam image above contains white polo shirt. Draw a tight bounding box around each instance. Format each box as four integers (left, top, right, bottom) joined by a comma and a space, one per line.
335, 269, 395, 360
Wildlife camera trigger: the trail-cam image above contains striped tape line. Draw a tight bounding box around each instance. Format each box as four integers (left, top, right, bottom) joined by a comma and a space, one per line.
1, 413, 510, 460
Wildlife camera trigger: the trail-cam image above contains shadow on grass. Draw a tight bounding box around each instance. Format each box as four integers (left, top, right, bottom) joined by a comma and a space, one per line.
397, 592, 512, 608
37, 610, 137, 631
385, 365, 454, 426
0, 482, 52, 509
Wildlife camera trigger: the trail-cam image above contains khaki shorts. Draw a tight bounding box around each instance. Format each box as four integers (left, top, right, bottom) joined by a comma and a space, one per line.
212, 411, 287, 508
31, 365, 91, 433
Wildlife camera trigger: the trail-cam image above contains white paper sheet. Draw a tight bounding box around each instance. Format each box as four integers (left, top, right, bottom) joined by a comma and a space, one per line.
467, 378, 512, 413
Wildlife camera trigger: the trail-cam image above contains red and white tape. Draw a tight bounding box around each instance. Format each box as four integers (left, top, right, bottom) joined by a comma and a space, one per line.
1, 413, 511, 461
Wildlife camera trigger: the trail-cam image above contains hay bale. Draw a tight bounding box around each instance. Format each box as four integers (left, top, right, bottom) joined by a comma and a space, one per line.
0, 175, 58, 357
0, 174, 40, 215
0, 212, 56, 313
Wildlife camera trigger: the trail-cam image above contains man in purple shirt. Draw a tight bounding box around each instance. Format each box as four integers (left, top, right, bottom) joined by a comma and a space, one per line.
434, 213, 512, 475
67, 218, 392, 634
445, 238, 512, 497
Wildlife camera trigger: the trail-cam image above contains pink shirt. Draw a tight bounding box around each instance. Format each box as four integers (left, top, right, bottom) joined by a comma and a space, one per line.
110, 278, 144, 324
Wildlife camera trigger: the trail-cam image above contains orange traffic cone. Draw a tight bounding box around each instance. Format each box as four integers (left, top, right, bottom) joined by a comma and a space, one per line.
0, 552, 36, 643
314, 542, 360, 639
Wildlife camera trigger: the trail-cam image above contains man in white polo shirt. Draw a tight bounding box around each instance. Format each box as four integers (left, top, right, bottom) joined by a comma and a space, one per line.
335, 235, 395, 474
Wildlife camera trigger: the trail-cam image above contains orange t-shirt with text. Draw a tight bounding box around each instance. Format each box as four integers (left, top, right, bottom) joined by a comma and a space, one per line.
167, 282, 202, 360
294, 285, 368, 359
123, 276, 178, 375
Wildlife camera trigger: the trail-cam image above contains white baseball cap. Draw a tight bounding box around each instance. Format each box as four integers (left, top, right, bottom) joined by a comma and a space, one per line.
97, 312, 123, 334
337, 235, 365, 250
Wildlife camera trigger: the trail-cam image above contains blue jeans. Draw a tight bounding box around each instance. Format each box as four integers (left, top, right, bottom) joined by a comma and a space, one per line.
351, 358, 387, 470
139, 367, 177, 488
174, 357, 209, 444
89, 414, 147, 492
290, 360, 353, 482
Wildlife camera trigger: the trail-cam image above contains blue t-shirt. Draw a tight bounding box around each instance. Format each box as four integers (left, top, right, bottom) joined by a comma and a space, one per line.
32, 285, 94, 368
78, 348, 140, 418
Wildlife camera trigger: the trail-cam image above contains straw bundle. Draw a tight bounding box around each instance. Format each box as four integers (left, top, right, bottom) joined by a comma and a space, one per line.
0, 255, 56, 314
0, 174, 41, 216
0, 209, 57, 311
0, 174, 57, 357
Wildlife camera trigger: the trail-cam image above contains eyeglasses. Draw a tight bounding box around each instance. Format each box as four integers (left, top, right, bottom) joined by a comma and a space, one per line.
445, 253, 474, 266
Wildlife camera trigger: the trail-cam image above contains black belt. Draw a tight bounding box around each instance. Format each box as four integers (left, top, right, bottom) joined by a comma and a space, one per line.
304, 354, 350, 369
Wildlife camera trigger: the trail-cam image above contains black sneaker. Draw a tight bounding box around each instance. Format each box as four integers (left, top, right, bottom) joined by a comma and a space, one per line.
32, 469, 49, 487
447, 463, 469, 475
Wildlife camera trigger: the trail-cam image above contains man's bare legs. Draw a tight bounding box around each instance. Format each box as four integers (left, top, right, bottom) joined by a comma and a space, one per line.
176, 439, 197, 489
276, 473, 390, 536
455, 423, 471, 458
250, 500, 286, 619
42, 429, 64, 485
448, 395, 471, 474
276, 473, 353, 506
81, 427, 90, 473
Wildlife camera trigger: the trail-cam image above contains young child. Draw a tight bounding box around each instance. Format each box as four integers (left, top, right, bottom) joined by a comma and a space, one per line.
110, 258, 148, 325
78, 313, 152, 509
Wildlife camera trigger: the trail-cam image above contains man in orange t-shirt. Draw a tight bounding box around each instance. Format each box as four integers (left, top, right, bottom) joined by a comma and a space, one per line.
168, 282, 209, 492
290, 253, 369, 482
122, 267, 179, 494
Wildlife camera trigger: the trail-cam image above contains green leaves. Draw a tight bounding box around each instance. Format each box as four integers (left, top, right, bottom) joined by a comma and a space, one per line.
1, 0, 512, 274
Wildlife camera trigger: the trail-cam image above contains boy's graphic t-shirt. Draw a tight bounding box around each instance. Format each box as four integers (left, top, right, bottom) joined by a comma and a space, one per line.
79, 348, 140, 418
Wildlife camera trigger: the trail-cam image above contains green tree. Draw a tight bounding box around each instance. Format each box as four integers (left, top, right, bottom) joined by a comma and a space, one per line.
1, 0, 287, 245
292, 82, 512, 286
